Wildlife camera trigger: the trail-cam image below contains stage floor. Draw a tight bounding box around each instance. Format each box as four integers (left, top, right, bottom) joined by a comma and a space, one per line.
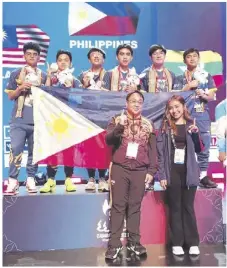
3, 184, 225, 253
3, 244, 226, 266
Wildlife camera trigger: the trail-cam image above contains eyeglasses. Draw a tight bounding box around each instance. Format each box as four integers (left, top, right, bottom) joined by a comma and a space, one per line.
128, 100, 143, 105
90, 52, 103, 58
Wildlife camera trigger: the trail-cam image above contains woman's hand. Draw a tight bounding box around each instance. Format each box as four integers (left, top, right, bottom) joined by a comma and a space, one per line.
160, 179, 168, 190
188, 118, 199, 133
145, 174, 153, 185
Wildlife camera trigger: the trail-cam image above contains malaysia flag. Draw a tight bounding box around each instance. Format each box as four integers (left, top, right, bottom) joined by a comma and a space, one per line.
68, 2, 140, 36
2, 25, 50, 68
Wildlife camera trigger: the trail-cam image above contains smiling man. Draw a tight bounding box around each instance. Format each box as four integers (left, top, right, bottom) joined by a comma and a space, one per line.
45, 50, 81, 88
103, 44, 140, 92
105, 90, 157, 260
78, 47, 106, 90
140, 44, 176, 92
78, 47, 108, 192
40, 50, 81, 193
174, 48, 218, 189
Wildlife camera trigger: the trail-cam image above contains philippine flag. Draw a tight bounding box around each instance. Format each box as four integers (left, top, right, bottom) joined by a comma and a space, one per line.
32, 87, 112, 169
32, 87, 195, 169
68, 2, 140, 36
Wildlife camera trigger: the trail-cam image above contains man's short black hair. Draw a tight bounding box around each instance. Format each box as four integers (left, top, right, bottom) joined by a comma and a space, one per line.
23, 42, 41, 55
183, 48, 200, 61
87, 47, 106, 59
149, 44, 166, 56
56, 50, 72, 62
116, 44, 133, 56
126, 90, 144, 102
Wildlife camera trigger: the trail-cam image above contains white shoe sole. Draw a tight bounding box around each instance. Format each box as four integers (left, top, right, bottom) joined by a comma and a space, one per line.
189, 250, 200, 255
3, 192, 18, 196
26, 188, 38, 193
172, 247, 184, 256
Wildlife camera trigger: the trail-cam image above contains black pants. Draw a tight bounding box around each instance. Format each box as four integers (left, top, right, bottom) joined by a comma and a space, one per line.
108, 164, 146, 247
47, 165, 74, 179
87, 168, 106, 178
166, 164, 199, 247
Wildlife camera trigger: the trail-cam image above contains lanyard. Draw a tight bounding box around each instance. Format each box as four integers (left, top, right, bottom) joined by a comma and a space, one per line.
152, 66, 168, 92
185, 70, 194, 84
90, 68, 103, 82
170, 126, 186, 150
128, 115, 141, 142
132, 117, 135, 142
118, 66, 129, 91
24, 65, 39, 75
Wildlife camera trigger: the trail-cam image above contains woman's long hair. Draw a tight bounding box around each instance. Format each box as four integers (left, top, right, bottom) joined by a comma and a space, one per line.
161, 95, 192, 134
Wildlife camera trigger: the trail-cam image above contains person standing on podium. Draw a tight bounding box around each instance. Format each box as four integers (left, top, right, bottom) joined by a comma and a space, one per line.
3, 42, 47, 196
78, 47, 108, 192
40, 50, 82, 193
174, 48, 218, 188
139, 44, 176, 93
157, 95, 203, 256
105, 90, 157, 260
139, 44, 177, 191
102, 44, 141, 92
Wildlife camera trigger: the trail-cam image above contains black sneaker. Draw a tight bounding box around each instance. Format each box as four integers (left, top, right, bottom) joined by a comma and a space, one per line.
105, 246, 122, 260
199, 176, 217, 188
127, 243, 147, 256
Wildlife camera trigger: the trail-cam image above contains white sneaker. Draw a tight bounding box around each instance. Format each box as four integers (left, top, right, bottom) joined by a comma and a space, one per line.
172, 246, 184, 255
26, 177, 37, 193
98, 178, 109, 192
85, 177, 96, 191
3, 178, 19, 196
189, 246, 200, 255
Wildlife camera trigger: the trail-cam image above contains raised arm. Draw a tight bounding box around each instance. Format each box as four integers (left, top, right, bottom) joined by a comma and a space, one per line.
105, 116, 124, 146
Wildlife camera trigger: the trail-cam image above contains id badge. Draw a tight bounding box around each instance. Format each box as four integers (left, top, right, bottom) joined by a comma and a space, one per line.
174, 148, 185, 164
126, 142, 139, 159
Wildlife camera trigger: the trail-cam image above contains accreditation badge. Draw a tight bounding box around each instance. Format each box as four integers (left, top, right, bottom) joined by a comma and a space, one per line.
174, 149, 185, 164
126, 142, 139, 159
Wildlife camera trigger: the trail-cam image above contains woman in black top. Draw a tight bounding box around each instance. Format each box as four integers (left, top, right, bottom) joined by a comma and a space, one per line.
157, 95, 203, 256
